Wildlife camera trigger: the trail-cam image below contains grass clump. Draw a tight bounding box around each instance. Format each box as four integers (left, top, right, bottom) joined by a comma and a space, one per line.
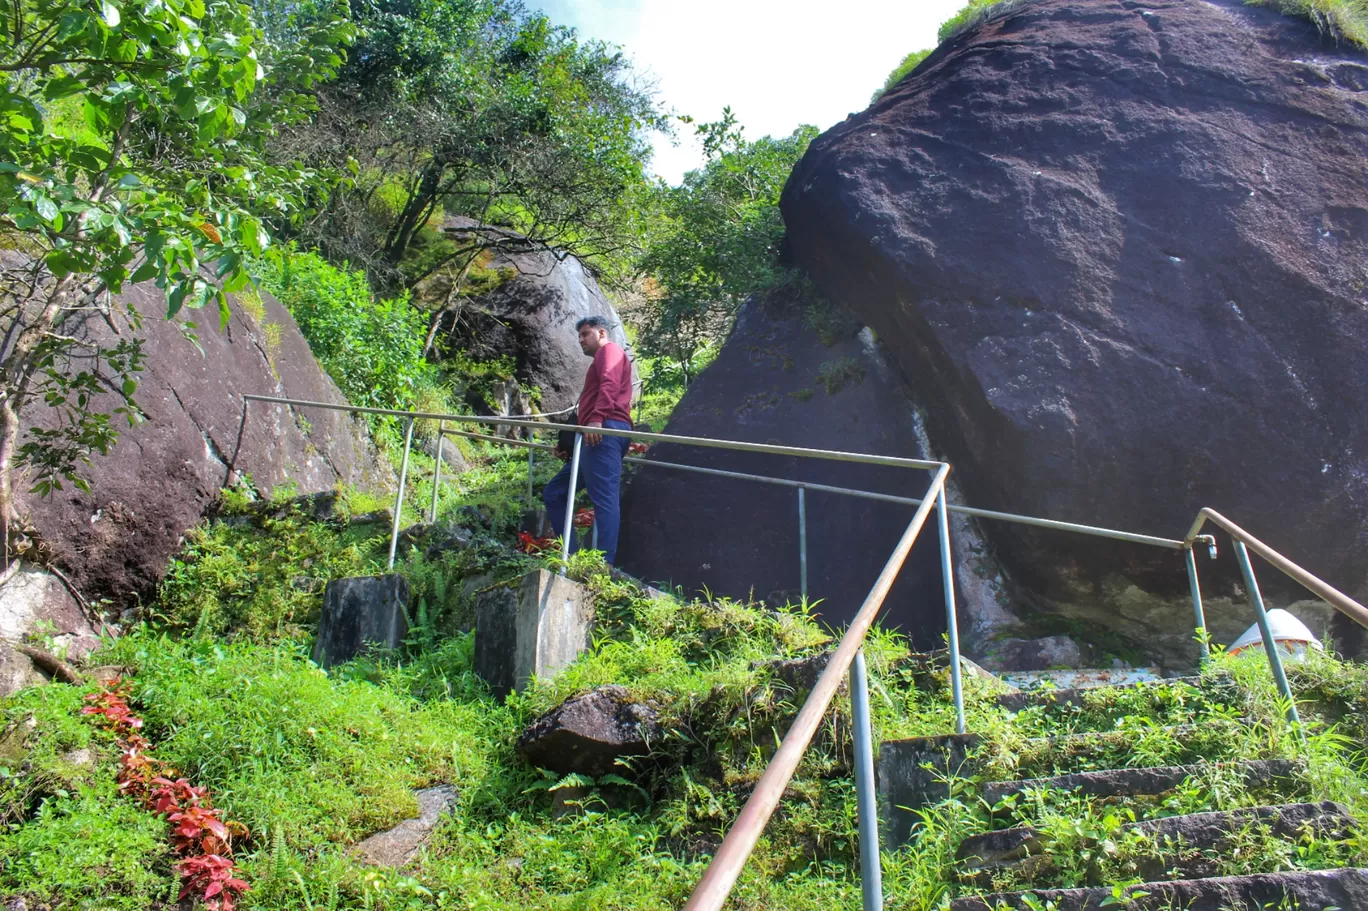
0, 685, 172, 909
872, 49, 933, 102
1250, 0, 1368, 48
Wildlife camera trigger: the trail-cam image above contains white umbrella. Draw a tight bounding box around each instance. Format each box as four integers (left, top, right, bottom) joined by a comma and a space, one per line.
1228, 608, 1323, 657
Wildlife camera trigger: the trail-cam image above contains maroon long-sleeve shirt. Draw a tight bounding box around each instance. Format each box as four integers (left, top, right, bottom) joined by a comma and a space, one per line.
578, 341, 633, 426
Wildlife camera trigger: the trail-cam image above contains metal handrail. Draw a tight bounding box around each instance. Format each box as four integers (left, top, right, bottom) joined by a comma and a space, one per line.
237, 391, 1368, 911
1185, 508, 1368, 629
681, 465, 950, 911
442, 426, 1190, 550
239, 394, 944, 471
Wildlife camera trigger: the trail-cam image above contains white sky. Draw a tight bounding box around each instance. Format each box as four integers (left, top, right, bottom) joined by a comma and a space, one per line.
535, 0, 965, 184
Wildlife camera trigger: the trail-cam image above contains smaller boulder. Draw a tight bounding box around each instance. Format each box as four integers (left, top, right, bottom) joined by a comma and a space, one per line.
0, 563, 101, 662
765, 651, 833, 693
0, 641, 45, 698
516, 685, 661, 777
419, 436, 467, 475
353, 785, 458, 868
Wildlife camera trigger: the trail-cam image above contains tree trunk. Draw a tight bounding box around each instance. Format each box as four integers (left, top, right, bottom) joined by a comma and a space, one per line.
384, 167, 442, 265
0, 397, 20, 567
0, 274, 73, 568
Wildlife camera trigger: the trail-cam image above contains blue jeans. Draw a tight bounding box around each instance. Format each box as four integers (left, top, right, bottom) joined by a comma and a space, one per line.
543, 419, 631, 565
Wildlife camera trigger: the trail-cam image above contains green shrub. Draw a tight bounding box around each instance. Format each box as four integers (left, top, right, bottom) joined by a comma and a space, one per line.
153, 503, 385, 640
938, 0, 1027, 43
872, 48, 933, 102
253, 250, 448, 425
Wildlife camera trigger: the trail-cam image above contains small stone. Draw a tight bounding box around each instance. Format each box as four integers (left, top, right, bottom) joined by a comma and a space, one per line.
352, 785, 458, 868
516, 685, 662, 777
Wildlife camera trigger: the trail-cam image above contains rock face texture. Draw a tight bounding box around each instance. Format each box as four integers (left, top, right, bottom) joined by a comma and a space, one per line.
781, 0, 1368, 658
617, 292, 947, 647
424, 219, 637, 416
15, 282, 391, 605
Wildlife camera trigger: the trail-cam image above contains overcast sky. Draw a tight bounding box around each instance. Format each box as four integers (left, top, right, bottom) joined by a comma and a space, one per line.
534, 0, 965, 184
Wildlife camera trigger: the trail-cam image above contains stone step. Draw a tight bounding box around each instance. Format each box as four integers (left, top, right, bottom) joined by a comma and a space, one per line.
1010, 721, 1251, 779
956, 801, 1353, 888
995, 674, 1221, 713
980, 758, 1304, 811
949, 867, 1368, 911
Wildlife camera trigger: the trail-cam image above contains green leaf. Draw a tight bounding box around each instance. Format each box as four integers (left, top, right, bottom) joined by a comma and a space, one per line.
121, 377, 137, 397
237, 216, 266, 255
166, 282, 189, 317
42, 76, 84, 101
130, 261, 158, 284
33, 194, 59, 222
44, 249, 82, 276
100, 0, 120, 27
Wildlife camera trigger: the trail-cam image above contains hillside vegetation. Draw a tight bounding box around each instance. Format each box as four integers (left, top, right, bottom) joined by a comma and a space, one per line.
2, 460, 1366, 909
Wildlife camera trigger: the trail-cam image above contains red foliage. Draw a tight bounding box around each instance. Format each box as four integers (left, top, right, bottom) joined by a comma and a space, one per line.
517, 531, 555, 554
627, 442, 649, 456
573, 508, 595, 529
82, 679, 249, 909
81, 681, 143, 734
178, 854, 249, 911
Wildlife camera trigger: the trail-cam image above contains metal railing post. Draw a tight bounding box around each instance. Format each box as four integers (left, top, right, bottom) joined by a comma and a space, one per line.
1185, 547, 1208, 662
798, 486, 808, 601
560, 433, 583, 571
1232, 540, 1302, 729
387, 418, 416, 570
429, 422, 444, 524
527, 447, 536, 508
850, 650, 883, 911
937, 488, 966, 735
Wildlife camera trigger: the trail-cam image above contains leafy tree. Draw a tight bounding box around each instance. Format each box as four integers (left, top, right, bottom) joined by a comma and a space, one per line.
636, 111, 818, 387
252, 249, 439, 417
272, 0, 664, 296
0, 0, 351, 562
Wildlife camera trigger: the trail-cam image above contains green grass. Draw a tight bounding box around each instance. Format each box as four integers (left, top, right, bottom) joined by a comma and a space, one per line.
1251, 0, 1368, 47
2, 425, 1366, 910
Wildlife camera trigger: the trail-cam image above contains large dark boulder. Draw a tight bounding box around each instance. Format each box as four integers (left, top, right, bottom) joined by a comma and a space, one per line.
781, 0, 1368, 658
16, 282, 392, 605
422, 219, 637, 415
618, 292, 947, 647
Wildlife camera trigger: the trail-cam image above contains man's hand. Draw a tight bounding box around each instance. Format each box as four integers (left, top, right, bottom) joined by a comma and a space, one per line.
585, 420, 603, 447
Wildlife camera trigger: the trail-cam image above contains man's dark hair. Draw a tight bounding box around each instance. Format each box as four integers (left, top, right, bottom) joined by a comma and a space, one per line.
576, 315, 612, 332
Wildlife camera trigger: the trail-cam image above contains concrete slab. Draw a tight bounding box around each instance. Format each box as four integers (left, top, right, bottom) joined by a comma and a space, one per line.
475, 569, 593, 698
313, 575, 409, 669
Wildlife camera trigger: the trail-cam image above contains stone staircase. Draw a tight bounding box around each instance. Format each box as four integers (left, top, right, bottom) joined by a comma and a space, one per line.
878, 669, 1368, 910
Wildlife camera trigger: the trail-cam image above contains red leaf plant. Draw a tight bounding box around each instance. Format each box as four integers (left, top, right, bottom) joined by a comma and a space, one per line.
178, 854, 249, 911
516, 530, 555, 554
627, 441, 649, 456
82, 679, 250, 908
573, 508, 595, 529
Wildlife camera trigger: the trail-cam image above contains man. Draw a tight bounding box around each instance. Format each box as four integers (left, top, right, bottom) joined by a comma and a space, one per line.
543, 316, 633, 565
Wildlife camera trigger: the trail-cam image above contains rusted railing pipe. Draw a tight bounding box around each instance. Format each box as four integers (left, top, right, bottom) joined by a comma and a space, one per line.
681, 465, 950, 911
1186, 508, 1368, 629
